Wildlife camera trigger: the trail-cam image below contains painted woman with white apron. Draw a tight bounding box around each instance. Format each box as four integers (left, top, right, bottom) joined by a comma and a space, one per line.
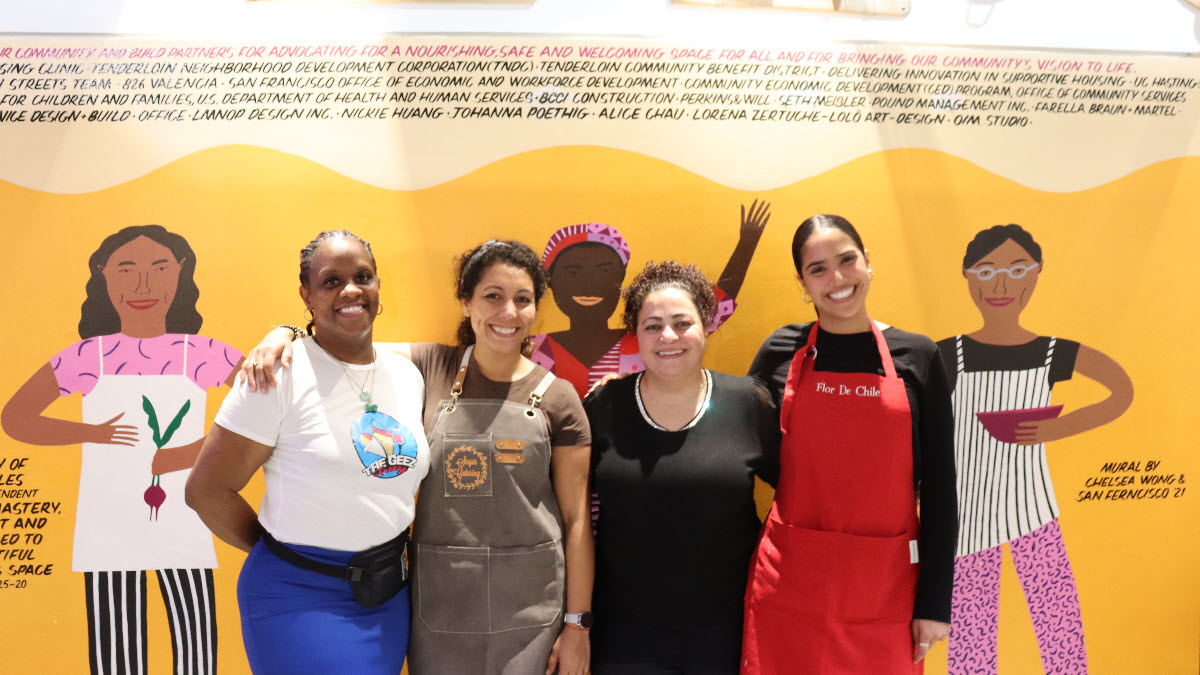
939, 225, 1133, 675
2, 226, 241, 675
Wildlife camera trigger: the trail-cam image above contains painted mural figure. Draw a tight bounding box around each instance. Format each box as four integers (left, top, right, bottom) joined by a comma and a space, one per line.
1, 225, 242, 675
939, 225, 1133, 674
531, 200, 770, 398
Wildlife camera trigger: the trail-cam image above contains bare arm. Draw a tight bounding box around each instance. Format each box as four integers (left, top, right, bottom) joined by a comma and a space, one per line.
184, 423, 274, 552
546, 443, 594, 675
1, 363, 137, 446
1015, 344, 1134, 445
238, 327, 298, 392
714, 198, 770, 301
239, 329, 411, 392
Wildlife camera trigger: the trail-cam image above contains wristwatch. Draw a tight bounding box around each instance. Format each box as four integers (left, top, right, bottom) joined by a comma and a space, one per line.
564, 611, 594, 630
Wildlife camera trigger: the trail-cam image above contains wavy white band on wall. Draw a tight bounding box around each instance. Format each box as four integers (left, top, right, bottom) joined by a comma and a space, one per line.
0, 37, 1196, 193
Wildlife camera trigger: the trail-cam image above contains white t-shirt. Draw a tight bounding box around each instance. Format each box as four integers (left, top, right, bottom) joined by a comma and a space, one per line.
215, 338, 429, 551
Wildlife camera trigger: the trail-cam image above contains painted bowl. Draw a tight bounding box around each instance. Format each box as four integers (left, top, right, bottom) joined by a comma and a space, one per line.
975, 405, 1064, 444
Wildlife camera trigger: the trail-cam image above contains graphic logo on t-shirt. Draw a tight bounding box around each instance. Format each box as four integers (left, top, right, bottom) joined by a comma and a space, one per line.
351, 411, 419, 479
444, 444, 488, 491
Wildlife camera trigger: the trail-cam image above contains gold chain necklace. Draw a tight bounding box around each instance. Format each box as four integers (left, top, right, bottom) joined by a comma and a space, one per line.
337, 347, 378, 413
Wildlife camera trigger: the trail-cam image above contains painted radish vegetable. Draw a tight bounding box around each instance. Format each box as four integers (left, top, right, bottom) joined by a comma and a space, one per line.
141, 395, 191, 521
144, 476, 167, 521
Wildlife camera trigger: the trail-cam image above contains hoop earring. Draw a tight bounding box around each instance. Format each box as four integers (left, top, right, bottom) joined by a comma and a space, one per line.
801, 291, 813, 304
868, 268, 875, 281
305, 307, 315, 320
376, 302, 383, 317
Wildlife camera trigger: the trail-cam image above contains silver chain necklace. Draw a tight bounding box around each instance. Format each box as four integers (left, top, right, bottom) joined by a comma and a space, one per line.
634, 369, 712, 432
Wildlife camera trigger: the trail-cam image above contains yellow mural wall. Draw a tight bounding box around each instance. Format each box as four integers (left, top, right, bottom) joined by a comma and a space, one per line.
1, 35, 1198, 673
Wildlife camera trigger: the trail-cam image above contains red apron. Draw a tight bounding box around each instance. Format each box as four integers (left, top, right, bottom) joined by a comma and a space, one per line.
742, 321, 921, 675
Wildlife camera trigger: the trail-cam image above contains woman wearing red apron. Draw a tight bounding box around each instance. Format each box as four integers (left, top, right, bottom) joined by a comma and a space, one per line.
743, 215, 958, 674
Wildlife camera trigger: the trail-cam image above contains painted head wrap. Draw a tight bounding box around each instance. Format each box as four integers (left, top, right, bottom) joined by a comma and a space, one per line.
541, 223, 631, 272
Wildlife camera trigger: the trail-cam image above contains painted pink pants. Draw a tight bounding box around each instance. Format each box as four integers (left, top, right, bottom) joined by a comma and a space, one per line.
947, 520, 1087, 674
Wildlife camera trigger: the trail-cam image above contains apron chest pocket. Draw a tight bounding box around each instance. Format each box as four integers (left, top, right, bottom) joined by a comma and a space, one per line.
441, 433, 493, 497
416, 541, 563, 634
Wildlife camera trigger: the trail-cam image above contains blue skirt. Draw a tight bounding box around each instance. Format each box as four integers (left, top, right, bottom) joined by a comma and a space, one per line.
238, 538, 410, 675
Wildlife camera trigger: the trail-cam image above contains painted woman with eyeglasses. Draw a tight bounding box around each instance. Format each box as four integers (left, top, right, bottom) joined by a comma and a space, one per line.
938, 224, 1133, 675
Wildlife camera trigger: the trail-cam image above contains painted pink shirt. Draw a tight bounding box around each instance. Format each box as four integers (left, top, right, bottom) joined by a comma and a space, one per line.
52, 333, 241, 397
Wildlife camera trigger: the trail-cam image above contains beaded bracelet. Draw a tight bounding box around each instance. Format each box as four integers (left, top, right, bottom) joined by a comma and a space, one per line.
273, 324, 308, 341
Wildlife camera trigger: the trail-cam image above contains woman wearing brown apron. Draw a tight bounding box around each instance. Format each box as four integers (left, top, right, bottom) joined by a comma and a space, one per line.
742, 215, 958, 674
242, 239, 594, 674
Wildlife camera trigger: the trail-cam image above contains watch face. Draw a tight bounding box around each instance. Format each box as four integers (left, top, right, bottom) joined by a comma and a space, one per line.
579, 611, 595, 629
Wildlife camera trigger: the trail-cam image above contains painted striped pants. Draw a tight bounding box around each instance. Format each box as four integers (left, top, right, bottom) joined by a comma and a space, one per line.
83, 569, 217, 675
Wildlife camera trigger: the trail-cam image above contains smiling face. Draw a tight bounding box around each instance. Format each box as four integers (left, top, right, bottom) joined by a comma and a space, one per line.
964, 238, 1040, 323
547, 244, 626, 321
463, 262, 538, 359
635, 286, 707, 381
797, 227, 872, 333
99, 235, 183, 337
299, 237, 379, 361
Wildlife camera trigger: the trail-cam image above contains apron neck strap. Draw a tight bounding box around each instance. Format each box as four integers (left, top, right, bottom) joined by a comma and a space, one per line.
448, 345, 472, 409
447, 344, 555, 414
792, 319, 897, 392
529, 371, 555, 408
866, 320, 898, 380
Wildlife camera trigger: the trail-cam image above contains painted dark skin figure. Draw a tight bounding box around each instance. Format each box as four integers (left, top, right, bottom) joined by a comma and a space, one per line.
532, 200, 771, 398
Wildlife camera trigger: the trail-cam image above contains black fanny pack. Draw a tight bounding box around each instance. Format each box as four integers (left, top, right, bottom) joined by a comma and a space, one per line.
261, 529, 410, 608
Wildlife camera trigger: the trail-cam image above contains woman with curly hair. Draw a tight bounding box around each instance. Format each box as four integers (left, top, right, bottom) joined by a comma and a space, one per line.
532, 200, 770, 400
584, 260, 780, 674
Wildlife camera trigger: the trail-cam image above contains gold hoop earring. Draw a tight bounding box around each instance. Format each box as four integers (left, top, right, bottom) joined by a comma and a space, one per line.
868, 268, 875, 281
375, 302, 383, 317
801, 291, 813, 304
305, 307, 315, 320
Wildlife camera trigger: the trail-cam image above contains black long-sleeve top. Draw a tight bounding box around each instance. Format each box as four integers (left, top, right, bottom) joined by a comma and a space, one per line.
748, 322, 958, 623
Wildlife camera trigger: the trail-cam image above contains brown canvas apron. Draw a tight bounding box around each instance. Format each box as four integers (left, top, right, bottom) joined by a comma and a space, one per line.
408, 346, 565, 674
